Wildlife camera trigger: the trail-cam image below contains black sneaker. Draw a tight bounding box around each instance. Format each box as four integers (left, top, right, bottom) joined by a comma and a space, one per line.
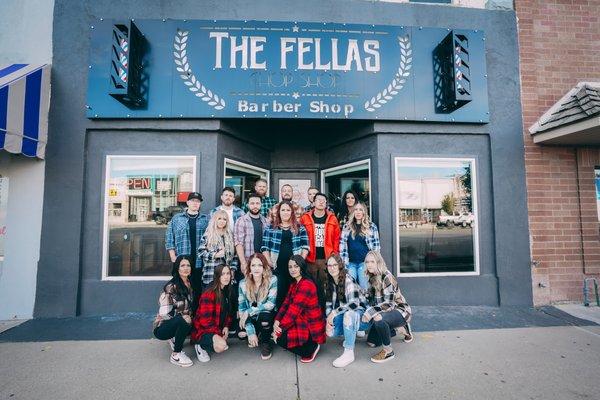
260, 342, 272, 360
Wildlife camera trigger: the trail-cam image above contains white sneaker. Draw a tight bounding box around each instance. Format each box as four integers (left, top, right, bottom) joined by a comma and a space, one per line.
170, 351, 193, 367
195, 344, 210, 362
356, 330, 366, 338
168, 338, 175, 351
332, 349, 355, 368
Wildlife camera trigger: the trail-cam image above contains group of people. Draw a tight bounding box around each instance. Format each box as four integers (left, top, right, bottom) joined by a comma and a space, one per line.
154, 178, 412, 368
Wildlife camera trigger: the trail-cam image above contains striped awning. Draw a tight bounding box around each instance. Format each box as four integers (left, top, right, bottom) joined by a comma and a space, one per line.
0, 64, 51, 159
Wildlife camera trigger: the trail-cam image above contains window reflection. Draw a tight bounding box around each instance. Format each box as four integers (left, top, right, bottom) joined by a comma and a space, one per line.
395, 158, 477, 274
105, 156, 195, 278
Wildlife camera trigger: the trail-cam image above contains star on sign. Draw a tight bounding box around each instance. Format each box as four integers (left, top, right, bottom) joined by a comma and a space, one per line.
292, 92, 300, 99
292, 25, 299, 32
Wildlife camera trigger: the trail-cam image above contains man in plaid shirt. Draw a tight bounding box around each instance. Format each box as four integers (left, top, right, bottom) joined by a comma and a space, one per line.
243, 178, 276, 218
234, 193, 269, 271
165, 192, 208, 268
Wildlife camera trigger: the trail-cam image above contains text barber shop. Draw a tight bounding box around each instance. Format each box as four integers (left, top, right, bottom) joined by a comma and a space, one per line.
36, 7, 532, 317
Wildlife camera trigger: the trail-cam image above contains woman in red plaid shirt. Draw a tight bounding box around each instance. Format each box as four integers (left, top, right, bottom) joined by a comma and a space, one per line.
272, 255, 326, 363
191, 264, 234, 363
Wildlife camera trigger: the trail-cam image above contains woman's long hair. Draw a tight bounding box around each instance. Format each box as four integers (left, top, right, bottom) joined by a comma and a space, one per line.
164, 255, 194, 297
288, 255, 312, 282
346, 202, 372, 238
338, 190, 358, 223
365, 251, 396, 295
205, 210, 235, 253
324, 253, 347, 304
244, 253, 273, 304
271, 200, 300, 235
205, 264, 233, 313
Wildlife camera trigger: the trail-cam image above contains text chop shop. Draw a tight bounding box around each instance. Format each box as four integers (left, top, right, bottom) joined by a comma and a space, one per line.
36, 10, 532, 317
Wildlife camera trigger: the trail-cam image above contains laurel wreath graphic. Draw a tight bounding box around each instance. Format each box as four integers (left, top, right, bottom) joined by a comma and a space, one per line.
173, 30, 225, 110
364, 35, 412, 112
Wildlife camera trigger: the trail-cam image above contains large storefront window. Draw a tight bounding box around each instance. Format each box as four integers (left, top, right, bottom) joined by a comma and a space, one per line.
321, 160, 371, 216
394, 158, 479, 276
103, 156, 196, 279
224, 159, 269, 207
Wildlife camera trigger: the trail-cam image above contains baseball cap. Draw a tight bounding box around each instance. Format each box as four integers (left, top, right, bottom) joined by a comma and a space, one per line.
187, 192, 203, 201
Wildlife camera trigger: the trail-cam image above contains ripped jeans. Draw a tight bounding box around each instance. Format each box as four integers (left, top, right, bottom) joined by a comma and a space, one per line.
329, 310, 370, 350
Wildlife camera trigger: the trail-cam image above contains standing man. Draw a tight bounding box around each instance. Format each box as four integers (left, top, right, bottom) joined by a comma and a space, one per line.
304, 186, 320, 212
210, 187, 245, 231
165, 191, 209, 275
300, 192, 341, 304
234, 193, 268, 273
280, 184, 294, 202
244, 178, 277, 218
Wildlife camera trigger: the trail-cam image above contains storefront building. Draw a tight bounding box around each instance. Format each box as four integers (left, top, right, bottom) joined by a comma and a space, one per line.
0, 0, 53, 320
516, 0, 600, 305
34, 0, 532, 317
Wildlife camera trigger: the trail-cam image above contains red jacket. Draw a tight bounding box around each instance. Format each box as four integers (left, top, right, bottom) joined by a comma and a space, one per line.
300, 210, 341, 263
275, 277, 326, 348
191, 289, 232, 342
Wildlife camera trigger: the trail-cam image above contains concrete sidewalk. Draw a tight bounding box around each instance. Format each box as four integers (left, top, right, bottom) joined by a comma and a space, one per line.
0, 307, 598, 400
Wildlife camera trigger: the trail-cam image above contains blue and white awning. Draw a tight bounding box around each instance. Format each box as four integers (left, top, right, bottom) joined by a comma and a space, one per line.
0, 64, 51, 159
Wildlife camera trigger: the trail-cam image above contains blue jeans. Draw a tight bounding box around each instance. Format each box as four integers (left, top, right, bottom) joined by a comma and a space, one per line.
331, 310, 370, 350
347, 262, 368, 290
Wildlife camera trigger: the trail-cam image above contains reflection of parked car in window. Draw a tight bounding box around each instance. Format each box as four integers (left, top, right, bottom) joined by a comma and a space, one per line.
437, 211, 460, 227
153, 205, 184, 225
457, 212, 475, 227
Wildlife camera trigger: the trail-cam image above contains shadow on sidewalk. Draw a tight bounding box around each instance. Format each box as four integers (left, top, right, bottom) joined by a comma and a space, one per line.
0, 306, 597, 343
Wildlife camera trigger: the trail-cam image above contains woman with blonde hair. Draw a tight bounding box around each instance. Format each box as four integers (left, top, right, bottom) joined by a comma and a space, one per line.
238, 253, 278, 360
362, 251, 413, 364
339, 202, 380, 289
198, 209, 238, 288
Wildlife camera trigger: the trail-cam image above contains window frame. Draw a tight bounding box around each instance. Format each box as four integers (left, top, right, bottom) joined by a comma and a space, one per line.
223, 157, 271, 197
320, 158, 373, 214
393, 156, 480, 277
101, 155, 197, 281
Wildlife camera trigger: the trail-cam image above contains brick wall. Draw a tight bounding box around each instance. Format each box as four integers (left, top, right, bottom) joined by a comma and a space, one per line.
516, 0, 600, 304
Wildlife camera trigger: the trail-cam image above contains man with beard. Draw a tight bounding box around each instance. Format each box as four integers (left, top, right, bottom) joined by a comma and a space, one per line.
210, 186, 244, 232
234, 192, 269, 274
243, 178, 277, 218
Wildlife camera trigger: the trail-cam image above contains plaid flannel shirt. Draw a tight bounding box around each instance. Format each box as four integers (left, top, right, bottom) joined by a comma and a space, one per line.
339, 222, 381, 265
260, 225, 309, 267
363, 270, 412, 322
153, 282, 194, 330
209, 205, 245, 227
275, 277, 326, 348
243, 195, 277, 218
191, 289, 232, 342
234, 212, 269, 260
238, 276, 278, 336
325, 274, 368, 318
165, 211, 209, 260
197, 234, 239, 285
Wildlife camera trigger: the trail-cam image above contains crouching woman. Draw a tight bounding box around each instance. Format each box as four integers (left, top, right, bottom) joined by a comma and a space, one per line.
238, 253, 278, 360
153, 255, 196, 367
272, 255, 325, 363
362, 251, 413, 364
191, 264, 234, 363
324, 253, 370, 368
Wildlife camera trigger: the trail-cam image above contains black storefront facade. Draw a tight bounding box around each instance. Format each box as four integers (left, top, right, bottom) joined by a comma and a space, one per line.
34, 0, 532, 317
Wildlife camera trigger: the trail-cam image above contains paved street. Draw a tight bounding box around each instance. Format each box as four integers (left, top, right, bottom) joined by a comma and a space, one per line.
1, 307, 598, 400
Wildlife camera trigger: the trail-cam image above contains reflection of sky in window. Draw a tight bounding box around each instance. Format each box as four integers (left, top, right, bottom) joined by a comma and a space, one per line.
110, 158, 193, 178
397, 165, 467, 179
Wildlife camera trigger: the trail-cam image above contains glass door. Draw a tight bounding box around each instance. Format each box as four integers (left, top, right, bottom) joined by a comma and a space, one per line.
321, 159, 371, 217
223, 158, 270, 207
